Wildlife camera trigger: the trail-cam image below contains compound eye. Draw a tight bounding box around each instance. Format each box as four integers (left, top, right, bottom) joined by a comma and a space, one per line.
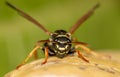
66, 33, 71, 37
51, 33, 58, 39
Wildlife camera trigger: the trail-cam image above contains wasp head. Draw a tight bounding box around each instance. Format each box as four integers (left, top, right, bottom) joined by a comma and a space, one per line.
49, 30, 72, 58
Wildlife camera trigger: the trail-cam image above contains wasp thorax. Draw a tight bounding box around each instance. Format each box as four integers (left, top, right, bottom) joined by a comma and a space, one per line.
49, 30, 72, 58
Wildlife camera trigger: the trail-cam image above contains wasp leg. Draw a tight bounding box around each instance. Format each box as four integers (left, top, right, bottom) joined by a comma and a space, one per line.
41, 47, 49, 65
33, 49, 39, 60
75, 44, 99, 56
16, 40, 50, 69
76, 50, 89, 63
75, 44, 111, 59
72, 41, 98, 56
16, 46, 41, 69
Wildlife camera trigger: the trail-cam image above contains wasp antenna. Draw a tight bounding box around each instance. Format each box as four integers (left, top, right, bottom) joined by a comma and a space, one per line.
5, 1, 51, 35
69, 3, 100, 34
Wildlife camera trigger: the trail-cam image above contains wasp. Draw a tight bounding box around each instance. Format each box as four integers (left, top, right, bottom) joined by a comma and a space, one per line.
6, 1, 100, 69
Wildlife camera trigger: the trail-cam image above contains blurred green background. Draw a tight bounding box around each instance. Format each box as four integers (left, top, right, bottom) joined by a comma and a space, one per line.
0, 0, 120, 76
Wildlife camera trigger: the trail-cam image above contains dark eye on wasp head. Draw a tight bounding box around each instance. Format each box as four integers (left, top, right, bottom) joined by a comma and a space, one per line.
66, 33, 71, 37
54, 37, 71, 43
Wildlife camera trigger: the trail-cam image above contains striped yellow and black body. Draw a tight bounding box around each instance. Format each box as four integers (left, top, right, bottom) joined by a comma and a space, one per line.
43, 30, 75, 58
6, 1, 100, 69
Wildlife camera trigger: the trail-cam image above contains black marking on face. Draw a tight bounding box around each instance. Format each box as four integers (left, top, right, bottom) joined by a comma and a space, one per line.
49, 30, 72, 58
54, 37, 71, 51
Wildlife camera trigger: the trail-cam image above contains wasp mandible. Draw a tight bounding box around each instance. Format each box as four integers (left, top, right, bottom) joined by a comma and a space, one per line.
6, 1, 100, 69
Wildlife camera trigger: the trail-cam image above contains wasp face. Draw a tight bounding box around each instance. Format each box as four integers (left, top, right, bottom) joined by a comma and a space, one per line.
49, 30, 72, 58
